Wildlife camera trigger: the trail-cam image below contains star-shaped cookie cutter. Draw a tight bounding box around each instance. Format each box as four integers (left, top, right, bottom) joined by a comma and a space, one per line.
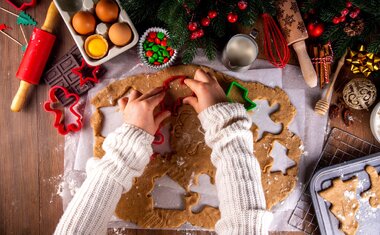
71, 59, 101, 87
226, 81, 257, 111
6, 0, 36, 10
43, 86, 83, 135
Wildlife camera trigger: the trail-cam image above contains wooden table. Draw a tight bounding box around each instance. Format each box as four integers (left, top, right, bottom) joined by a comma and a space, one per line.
0, 1, 377, 235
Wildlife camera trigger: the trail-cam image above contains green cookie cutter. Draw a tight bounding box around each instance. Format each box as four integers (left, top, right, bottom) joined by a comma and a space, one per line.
226, 81, 257, 111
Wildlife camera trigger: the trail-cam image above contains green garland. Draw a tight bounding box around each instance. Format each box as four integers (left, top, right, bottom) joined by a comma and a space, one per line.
121, 0, 276, 63
299, 0, 380, 58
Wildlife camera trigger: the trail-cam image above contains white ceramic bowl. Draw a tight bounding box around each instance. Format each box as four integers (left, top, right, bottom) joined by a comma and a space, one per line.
370, 101, 380, 143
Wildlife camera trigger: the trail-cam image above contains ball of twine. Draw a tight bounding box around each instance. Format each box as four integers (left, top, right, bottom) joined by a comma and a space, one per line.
343, 78, 377, 110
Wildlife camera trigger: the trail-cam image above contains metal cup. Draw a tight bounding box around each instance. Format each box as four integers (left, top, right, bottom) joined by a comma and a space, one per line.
222, 30, 259, 72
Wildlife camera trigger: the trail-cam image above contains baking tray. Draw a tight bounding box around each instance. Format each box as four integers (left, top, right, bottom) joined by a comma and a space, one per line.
288, 128, 380, 234
54, 0, 139, 66
310, 153, 380, 235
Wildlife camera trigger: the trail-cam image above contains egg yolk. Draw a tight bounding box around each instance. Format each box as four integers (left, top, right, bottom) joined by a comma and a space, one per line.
87, 38, 107, 57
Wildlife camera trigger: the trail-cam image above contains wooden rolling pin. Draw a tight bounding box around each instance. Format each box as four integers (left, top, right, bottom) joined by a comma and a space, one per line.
276, 0, 318, 88
11, 2, 58, 112
314, 50, 348, 115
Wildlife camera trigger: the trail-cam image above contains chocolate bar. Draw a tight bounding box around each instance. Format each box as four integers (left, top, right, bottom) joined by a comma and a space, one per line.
43, 46, 99, 106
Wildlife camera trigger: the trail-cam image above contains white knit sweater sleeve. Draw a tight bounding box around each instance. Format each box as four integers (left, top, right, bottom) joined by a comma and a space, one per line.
54, 123, 154, 235
198, 102, 273, 235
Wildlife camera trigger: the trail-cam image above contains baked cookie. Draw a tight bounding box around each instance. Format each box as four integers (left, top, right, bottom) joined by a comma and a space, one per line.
319, 176, 359, 235
361, 165, 380, 208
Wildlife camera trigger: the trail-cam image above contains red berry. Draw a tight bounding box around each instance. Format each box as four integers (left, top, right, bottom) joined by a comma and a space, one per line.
208, 10, 218, 19
190, 32, 198, 40
187, 22, 198, 31
346, 1, 353, 8
155, 38, 161, 44
354, 7, 361, 14
332, 17, 340, 24
237, 1, 248, 10
148, 32, 156, 39
349, 11, 358, 18
227, 12, 238, 23
196, 29, 204, 38
145, 50, 153, 57
341, 8, 349, 16
201, 17, 211, 27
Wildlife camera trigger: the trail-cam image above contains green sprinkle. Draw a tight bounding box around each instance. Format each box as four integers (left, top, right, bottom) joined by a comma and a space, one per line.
159, 56, 164, 60
157, 32, 165, 39
149, 42, 154, 47
148, 57, 155, 63
163, 50, 169, 57
152, 45, 159, 52
153, 53, 158, 59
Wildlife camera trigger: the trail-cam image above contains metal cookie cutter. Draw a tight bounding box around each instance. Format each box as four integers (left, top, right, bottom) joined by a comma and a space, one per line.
6, 0, 37, 11
44, 86, 83, 135
226, 81, 257, 111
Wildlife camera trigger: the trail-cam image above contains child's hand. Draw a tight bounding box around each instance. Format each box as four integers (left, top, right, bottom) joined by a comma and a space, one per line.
118, 87, 171, 136
183, 69, 227, 113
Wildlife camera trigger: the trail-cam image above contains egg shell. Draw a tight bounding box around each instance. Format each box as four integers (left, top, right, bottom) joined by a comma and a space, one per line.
72, 11, 96, 35
109, 22, 133, 46
96, 0, 119, 23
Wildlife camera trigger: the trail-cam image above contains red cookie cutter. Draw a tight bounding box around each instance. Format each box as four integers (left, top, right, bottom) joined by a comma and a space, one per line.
71, 59, 101, 87
44, 86, 83, 135
6, 0, 37, 11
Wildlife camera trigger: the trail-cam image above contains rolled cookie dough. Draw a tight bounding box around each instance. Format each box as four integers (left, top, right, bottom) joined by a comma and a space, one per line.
361, 165, 380, 208
319, 177, 359, 235
91, 65, 303, 228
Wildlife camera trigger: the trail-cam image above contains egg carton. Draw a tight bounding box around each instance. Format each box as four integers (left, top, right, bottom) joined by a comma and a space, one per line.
54, 0, 139, 66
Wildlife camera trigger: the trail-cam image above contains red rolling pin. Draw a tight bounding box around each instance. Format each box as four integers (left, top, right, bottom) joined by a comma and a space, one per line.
11, 2, 58, 112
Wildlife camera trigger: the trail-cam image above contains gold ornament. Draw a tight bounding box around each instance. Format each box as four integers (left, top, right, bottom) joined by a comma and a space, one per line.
343, 78, 377, 110
346, 45, 380, 77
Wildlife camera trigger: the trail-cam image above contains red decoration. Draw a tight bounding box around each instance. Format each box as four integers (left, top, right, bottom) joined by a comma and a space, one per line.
338, 15, 346, 22
307, 22, 325, 38
237, 1, 248, 10
201, 17, 210, 27
332, 17, 340, 24
349, 11, 358, 18
187, 22, 197, 31
196, 29, 204, 38
72, 59, 101, 87
0, 24, 12, 31
341, 8, 349, 16
227, 12, 238, 23
190, 32, 198, 40
346, 1, 353, 8
208, 10, 218, 19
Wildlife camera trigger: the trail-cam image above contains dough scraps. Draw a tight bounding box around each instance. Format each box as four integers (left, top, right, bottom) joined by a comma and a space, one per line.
319, 176, 359, 235
90, 65, 303, 228
361, 165, 380, 208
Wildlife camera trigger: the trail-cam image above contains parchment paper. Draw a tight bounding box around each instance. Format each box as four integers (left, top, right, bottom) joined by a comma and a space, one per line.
62, 49, 328, 231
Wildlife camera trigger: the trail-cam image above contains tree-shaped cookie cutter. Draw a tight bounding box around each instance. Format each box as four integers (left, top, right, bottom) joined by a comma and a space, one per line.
226, 81, 257, 111
44, 86, 83, 135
